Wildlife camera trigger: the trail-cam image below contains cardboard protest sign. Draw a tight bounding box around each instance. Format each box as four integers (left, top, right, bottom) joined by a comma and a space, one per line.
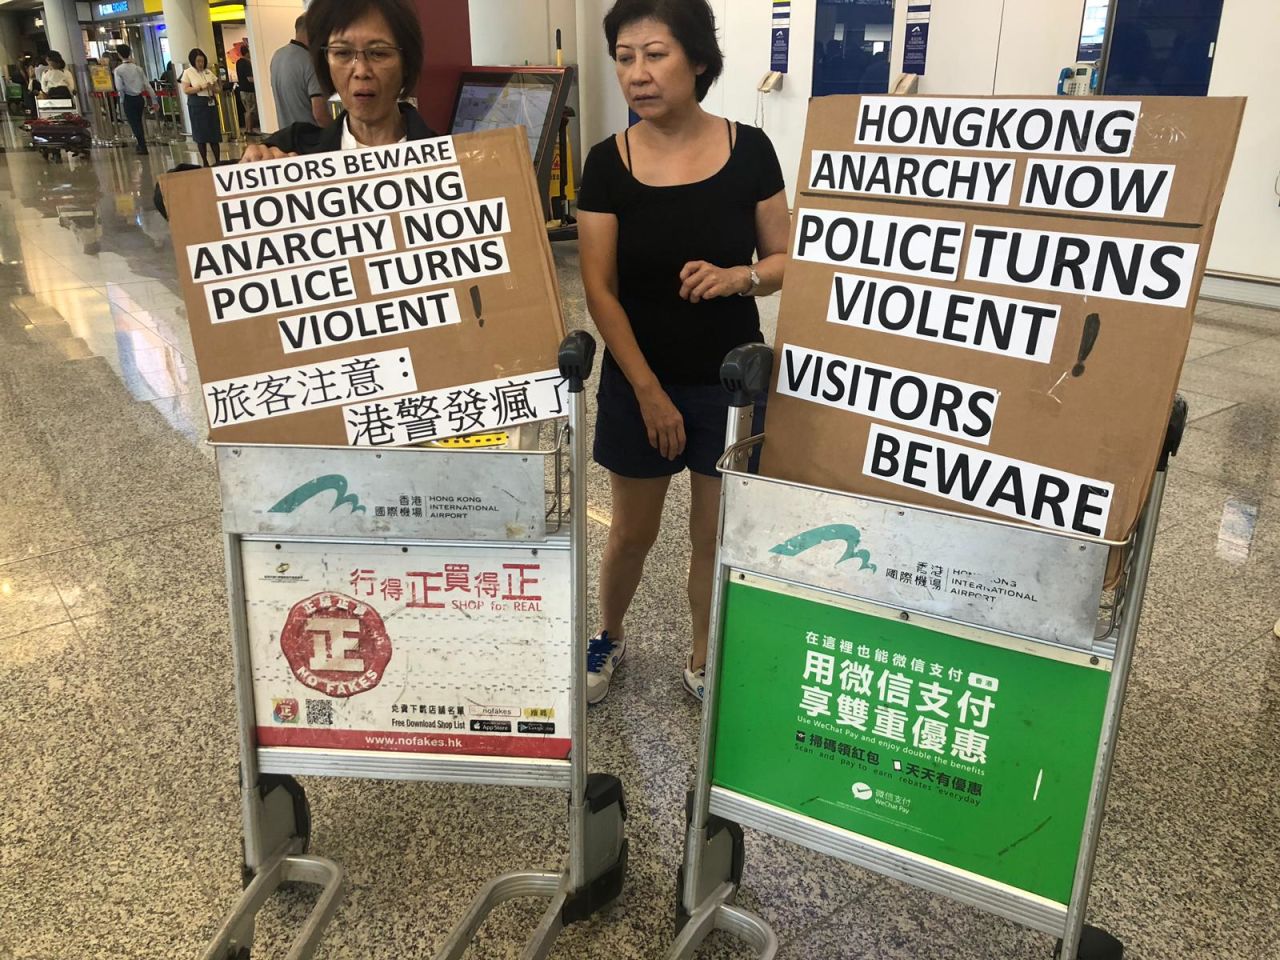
762, 95, 1244, 542
161, 128, 567, 447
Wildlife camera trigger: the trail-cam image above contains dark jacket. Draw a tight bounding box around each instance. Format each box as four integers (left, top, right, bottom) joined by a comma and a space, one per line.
265, 101, 438, 154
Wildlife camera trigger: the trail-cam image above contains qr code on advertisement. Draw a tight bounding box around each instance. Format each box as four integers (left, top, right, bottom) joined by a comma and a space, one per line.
306, 699, 334, 726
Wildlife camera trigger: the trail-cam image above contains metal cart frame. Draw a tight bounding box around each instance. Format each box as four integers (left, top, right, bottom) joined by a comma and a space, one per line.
670, 344, 1187, 960
202, 332, 627, 960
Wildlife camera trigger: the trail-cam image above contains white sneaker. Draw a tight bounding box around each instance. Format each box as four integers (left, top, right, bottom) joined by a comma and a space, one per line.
682, 655, 706, 702
586, 631, 625, 705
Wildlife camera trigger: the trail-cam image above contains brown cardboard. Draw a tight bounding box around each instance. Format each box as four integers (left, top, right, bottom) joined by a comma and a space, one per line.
161, 127, 566, 447
761, 95, 1245, 542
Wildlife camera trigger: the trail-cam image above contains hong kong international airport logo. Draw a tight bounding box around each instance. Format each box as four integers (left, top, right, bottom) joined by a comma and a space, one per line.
269, 475, 367, 515
771, 524, 877, 573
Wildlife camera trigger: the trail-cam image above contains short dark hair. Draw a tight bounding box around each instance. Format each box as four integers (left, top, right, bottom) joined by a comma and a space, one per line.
117, 44, 132, 59
47, 52, 66, 70
239, 43, 250, 57
294, 14, 307, 32
188, 48, 208, 69
306, 0, 422, 98
603, 0, 722, 101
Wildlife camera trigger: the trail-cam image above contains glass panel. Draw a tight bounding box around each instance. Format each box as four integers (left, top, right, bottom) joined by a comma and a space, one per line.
1104, 0, 1223, 97
812, 0, 896, 97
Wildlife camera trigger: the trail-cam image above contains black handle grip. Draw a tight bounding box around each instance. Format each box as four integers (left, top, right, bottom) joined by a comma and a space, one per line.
720, 344, 774, 408
558, 330, 597, 394
1159, 394, 1188, 471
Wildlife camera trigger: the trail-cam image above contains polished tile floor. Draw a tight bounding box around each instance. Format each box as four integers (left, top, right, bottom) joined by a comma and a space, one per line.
0, 126, 1277, 959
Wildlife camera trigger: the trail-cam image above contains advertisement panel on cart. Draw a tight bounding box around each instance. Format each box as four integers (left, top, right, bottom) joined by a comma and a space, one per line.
243, 540, 572, 760
712, 577, 1110, 905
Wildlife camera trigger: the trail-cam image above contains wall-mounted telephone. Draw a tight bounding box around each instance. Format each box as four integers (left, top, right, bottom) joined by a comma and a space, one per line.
758, 71, 784, 93
1058, 62, 1100, 96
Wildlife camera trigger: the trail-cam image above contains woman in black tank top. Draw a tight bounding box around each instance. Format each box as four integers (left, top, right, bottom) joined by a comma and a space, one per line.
576, 0, 791, 705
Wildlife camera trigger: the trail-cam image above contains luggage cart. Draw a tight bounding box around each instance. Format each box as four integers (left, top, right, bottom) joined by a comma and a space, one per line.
202, 331, 627, 960
29, 99, 92, 161
670, 344, 1188, 960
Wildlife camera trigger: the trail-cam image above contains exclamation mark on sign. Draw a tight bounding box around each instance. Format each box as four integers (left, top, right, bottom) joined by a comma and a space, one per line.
470, 284, 484, 328
1072, 313, 1101, 377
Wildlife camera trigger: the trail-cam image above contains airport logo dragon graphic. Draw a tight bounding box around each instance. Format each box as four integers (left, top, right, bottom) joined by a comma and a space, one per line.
268, 475, 368, 515
770, 524, 877, 573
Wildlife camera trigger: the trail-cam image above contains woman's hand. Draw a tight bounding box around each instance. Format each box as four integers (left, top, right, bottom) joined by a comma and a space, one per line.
635, 381, 686, 460
679, 261, 751, 303
240, 143, 293, 163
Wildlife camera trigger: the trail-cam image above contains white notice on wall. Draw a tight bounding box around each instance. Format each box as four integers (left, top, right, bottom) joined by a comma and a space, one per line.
965, 225, 1199, 308
344, 367, 567, 447
826, 273, 1060, 363
1020, 159, 1175, 218
793, 207, 966, 281
778, 343, 999, 444
863, 423, 1115, 537
204, 348, 417, 429
809, 150, 1015, 206
854, 97, 1141, 157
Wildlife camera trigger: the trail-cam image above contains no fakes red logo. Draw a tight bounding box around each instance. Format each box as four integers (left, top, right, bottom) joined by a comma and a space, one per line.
280, 592, 392, 698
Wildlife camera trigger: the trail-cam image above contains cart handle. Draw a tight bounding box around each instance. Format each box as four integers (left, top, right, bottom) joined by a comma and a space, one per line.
1158, 394, 1188, 472
720, 344, 773, 408
558, 330, 597, 394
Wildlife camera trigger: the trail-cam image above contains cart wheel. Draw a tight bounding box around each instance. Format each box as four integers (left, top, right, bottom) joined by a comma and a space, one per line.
240, 775, 313, 888
262, 774, 312, 854
1055, 924, 1123, 960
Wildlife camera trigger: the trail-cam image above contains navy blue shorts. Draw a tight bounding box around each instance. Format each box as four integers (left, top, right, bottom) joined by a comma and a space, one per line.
593, 362, 760, 479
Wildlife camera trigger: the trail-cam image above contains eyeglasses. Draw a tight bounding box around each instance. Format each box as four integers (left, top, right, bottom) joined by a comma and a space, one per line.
322, 45, 402, 67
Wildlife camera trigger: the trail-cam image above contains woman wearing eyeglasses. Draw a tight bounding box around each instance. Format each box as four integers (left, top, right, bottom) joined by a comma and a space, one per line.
240, 0, 434, 160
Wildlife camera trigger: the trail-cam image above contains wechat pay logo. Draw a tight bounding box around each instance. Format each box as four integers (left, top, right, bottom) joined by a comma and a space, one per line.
851, 782, 874, 801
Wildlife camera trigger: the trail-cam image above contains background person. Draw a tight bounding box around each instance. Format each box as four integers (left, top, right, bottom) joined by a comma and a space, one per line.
242, 0, 432, 160
112, 45, 157, 155
181, 49, 223, 165
39, 52, 75, 99
270, 14, 330, 128
235, 43, 259, 134
22, 59, 37, 116
576, 0, 789, 704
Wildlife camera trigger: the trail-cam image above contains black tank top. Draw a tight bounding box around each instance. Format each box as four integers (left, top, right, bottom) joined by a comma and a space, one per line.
577, 121, 786, 385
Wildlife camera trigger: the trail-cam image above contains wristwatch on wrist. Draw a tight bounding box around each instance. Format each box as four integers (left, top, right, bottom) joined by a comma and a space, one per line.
738, 266, 761, 297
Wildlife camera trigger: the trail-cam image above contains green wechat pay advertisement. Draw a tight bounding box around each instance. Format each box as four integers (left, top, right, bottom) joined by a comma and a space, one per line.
712, 579, 1111, 904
